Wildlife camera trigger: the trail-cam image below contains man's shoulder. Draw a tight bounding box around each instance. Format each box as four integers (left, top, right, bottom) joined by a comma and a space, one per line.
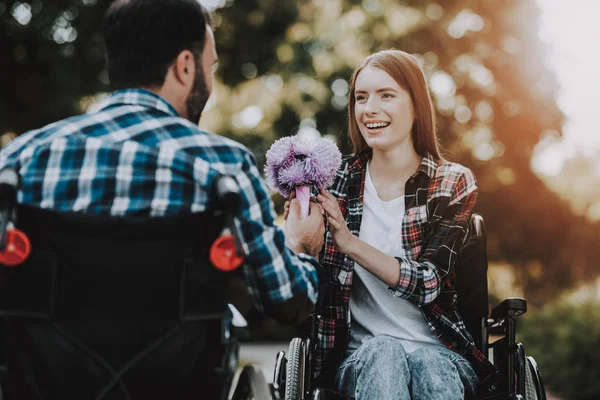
1, 113, 92, 158
169, 120, 253, 160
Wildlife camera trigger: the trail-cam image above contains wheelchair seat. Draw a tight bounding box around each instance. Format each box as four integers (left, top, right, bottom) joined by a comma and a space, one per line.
0, 170, 268, 400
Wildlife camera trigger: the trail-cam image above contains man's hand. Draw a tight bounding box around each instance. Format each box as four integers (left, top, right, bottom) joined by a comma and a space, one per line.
285, 197, 325, 258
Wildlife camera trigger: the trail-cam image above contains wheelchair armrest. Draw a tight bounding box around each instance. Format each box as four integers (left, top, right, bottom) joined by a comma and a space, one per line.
490, 297, 527, 320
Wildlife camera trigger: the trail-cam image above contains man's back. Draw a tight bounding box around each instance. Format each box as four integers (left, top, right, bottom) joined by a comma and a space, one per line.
0, 89, 250, 217
0, 88, 321, 321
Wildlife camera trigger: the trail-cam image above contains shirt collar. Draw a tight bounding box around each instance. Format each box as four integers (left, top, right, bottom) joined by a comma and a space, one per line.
418, 151, 438, 179
98, 88, 180, 117
347, 149, 438, 179
347, 149, 371, 174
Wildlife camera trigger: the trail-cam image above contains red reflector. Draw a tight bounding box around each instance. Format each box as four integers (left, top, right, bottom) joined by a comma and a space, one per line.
209, 234, 243, 271
0, 229, 31, 267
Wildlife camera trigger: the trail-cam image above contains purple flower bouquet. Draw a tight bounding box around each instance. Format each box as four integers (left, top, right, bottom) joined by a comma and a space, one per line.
265, 135, 342, 218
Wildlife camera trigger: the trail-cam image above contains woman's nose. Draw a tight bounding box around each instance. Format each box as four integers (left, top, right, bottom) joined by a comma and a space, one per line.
364, 98, 378, 114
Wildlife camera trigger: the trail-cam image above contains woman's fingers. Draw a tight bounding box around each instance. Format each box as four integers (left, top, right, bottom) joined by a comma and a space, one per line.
327, 216, 340, 230
318, 190, 341, 211
318, 196, 336, 214
320, 189, 337, 201
316, 193, 335, 209
318, 195, 342, 219
323, 206, 344, 229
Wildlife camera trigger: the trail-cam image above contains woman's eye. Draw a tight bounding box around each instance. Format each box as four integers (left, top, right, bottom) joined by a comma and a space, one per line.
356, 95, 367, 101
382, 93, 393, 98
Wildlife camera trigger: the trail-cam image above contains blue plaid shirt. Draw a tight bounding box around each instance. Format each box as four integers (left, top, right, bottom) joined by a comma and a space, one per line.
0, 88, 319, 313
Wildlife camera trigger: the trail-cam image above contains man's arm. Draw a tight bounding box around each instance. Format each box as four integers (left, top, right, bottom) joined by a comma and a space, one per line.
231, 150, 321, 324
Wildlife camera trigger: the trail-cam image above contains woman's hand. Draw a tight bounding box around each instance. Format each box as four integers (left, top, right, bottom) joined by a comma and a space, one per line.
317, 189, 355, 254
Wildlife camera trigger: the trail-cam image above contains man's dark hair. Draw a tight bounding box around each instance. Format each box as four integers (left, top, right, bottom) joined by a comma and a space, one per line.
101, 0, 213, 90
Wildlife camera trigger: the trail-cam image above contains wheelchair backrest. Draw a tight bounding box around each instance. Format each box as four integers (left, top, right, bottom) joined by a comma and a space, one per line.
455, 213, 489, 351
0, 204, 229, 323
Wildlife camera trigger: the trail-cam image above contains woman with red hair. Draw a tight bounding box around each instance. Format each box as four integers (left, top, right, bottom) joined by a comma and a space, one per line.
295, 50, 497, 398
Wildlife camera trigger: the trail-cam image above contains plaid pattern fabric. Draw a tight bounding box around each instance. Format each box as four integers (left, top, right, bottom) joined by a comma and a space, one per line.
315, 151, 497, 390
0, 88, 318, 313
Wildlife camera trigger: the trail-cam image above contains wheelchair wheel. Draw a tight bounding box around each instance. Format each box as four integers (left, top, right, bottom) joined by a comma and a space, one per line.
525, 356, 546, 400
524, 357, 538, 400
231, 364, 270, 400
285, 338, 305, 400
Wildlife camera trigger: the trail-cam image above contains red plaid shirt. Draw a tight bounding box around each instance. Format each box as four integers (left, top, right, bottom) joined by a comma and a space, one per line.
314, 151, 497, 392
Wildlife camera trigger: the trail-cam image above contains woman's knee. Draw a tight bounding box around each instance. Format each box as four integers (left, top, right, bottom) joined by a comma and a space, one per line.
356, 336, 408, 372
356, 335, 408, 364
408, 346, 456, 369
352, 336, 411, 399
407, 346, 478, 398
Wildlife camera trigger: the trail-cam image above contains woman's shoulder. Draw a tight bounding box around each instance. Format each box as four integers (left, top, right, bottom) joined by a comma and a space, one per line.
432, 159, 478, 197
436, 159, 476, 181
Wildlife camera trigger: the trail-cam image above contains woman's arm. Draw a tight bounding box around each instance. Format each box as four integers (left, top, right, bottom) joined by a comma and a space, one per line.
389, 182, 477, 305
318, 170, 478, 305
317, 189, 401, 287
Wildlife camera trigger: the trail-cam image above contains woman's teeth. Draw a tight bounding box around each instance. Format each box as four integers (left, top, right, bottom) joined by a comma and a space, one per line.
366, 122, 390, 129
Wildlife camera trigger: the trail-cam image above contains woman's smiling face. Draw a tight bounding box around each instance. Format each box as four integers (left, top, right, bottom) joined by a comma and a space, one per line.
354, 65, 415, 153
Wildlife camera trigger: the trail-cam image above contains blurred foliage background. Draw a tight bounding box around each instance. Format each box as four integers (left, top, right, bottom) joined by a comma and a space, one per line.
2, 1, 599, 397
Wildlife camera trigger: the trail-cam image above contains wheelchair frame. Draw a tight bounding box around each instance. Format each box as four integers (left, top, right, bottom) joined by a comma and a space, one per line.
0, 169, 270, 400
272, 214, 547, 400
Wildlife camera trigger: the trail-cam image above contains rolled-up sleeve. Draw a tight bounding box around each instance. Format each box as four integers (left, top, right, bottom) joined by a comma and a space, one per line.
234, 150, 319, 318
389, 169, 478, 305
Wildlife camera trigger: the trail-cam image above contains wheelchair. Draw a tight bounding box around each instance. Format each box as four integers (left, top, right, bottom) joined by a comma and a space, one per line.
272, 214, 547, 400
0, 168, 270, 400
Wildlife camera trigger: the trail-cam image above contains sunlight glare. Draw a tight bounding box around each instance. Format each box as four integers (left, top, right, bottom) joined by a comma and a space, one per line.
535, 0, 600, 153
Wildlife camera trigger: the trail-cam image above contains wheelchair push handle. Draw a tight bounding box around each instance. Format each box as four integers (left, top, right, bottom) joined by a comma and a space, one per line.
0, 168, 31, 266
209, 175, 244, 271
470, 213, 485, 237
214, 175, 242, 247
0, 168, 20, 250
215, 175, 241, 213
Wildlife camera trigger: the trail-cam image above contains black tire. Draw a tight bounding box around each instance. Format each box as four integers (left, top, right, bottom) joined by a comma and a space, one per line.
285, 338, 305, 400
526, 356, 546, 400
524, 357, 538, 400
231, 364, 270, 400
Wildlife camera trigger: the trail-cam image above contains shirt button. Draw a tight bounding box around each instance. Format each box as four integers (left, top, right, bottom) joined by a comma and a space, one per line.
451, 341, 458, 347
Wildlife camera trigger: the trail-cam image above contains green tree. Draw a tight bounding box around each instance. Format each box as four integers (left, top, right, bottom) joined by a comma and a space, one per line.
0, 0, 108, 135
209, 0, 599, 306
1, 0, 597, 305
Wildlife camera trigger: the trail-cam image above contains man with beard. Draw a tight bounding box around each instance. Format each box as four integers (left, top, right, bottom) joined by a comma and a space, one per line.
0, 0, 324, 324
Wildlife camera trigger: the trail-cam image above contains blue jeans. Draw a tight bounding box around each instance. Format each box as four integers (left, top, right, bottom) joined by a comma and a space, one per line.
333, 335, 478, 400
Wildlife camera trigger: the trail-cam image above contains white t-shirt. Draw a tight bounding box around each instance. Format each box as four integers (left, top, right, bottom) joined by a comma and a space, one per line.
348, 163, 442, 354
